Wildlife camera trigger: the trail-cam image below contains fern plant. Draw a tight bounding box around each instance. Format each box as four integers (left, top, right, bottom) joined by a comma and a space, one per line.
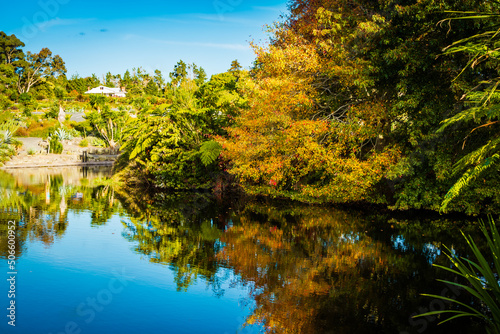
437, 11, 500, 212
416, 216, 500, 333
199, 140, 222, 166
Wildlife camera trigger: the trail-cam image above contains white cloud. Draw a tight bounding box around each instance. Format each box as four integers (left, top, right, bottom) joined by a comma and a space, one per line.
35, 18, 95, 31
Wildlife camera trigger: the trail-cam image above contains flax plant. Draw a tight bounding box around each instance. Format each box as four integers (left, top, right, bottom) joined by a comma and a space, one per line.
416, 217, 500, 333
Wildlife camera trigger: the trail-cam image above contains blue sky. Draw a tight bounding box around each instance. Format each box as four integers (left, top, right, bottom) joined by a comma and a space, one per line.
1, 0, 288, 79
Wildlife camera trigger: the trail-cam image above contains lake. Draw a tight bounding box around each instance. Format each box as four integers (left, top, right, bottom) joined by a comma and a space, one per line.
0, 167, 485, 333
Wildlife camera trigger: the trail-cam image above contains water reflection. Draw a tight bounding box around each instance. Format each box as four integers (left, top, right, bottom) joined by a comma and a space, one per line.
0, 167, 486, 333
0, 167, 115, 252
117, 189, 230, 294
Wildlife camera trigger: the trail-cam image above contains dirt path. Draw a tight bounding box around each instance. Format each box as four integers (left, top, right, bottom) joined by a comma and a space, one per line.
3, 152, 114, 168
16, 137, 44, 154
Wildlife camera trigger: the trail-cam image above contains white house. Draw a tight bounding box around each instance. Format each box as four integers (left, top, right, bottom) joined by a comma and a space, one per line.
84, 86, 126, 97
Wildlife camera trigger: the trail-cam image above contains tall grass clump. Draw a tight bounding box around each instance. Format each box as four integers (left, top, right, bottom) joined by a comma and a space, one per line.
416, 216, 500, 333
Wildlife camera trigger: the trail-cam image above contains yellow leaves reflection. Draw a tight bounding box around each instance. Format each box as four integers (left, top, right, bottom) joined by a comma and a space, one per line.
218, 205, 406, 333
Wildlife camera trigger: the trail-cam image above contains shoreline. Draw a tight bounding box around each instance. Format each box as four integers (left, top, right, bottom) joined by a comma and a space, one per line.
1, 161, 114, 169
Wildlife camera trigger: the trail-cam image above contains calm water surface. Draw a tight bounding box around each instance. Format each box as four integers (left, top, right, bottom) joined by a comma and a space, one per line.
0, 167, 485, 333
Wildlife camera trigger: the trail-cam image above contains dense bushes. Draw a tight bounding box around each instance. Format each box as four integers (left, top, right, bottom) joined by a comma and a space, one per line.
14, 119, 58, 138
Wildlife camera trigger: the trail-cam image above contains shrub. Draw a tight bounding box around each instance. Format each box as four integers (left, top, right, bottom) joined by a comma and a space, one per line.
68, 90, 79, 99
54, 86, 66, 99
79, 138, 89, 147
90, 137, 106, 147
0, 111, 14, 124
22, 108, 32, 117
7, 90, 18, 102
35, 93, 47, 101
0, 143, 16, 165
14, 119, 58, 138
0, 95, 12, 110
76, 93, 88, 102
71, 121, 93, 135
18, 93, 32, 105
45, 103, 59, 119
49, 136, 63, 153
13, 127, 28, 137
0, 119, 20, 135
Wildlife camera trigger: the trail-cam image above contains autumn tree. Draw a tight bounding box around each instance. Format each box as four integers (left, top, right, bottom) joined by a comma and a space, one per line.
220, 0, 500, 213
219, 5, 399, 203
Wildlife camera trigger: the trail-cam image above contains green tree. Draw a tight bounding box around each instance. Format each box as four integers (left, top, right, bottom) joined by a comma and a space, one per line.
0, 63, 17, 96
16, 48, 66, 93
85, 103, 128, 149
119, 94, 224, 189
169, 60, 187, 86
153, 69, 165, 93
144, 79, 159, 96
228, 59, 242, 73
0, 32, 24, 97
104, 71, 115, 87
190, 63, 207, 86
0, 32, 25, 65
121, 69, 132, 89
66, 74, 87, 93
196, 71, 247, 132
86, 74, 100, 88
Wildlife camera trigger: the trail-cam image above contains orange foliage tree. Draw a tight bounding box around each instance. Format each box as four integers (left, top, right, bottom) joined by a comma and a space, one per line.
219, 4, 399, 203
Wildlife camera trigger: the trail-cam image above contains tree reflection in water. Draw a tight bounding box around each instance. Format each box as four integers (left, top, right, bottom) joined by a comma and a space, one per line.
0, 167, 486, 333
117, 185, 483, 333
0, 167, 117, 254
